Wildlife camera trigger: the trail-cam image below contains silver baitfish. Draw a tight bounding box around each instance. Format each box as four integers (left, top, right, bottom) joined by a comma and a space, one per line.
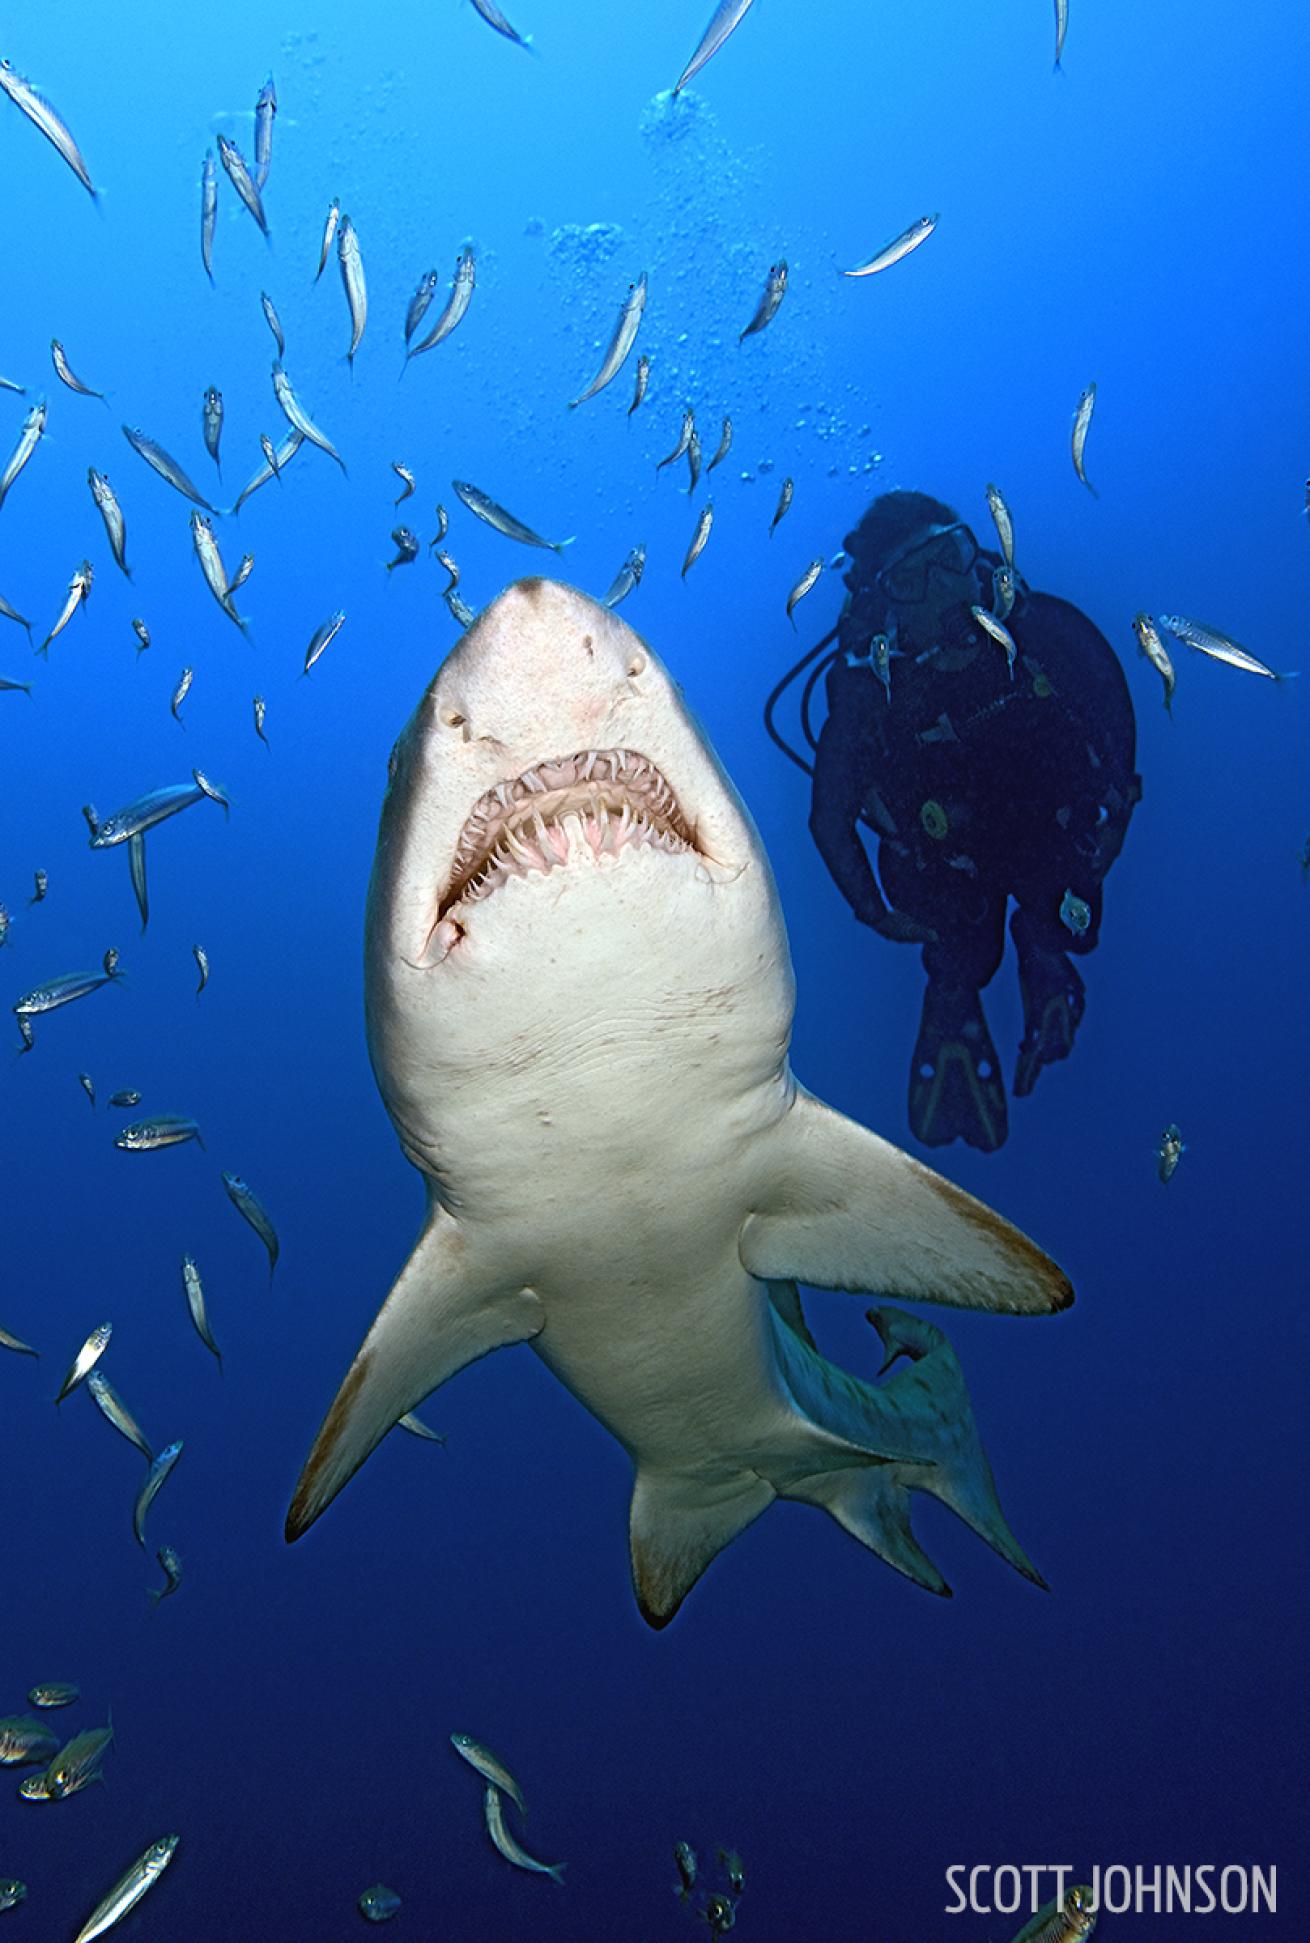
38, 559, 93, 656
314, 198, 340, 281
217, 132, 268, 237
603, 542, 646, 610
303, 609, 347, 675
148, 1545, 183, 1605
54, 1321, 112, 1404
992, 562, 1016, 621
569, 270, 648, 409
181, 1253, 221, 1364
971, 603, 1017, 681
253, 695, 269, 745
985, 482, 1016, 570
51, 339, 104, 399
0, 57, 98, 198
1071, 381, 1098, 496
786, 558, 824, 628
272, 363, 346, 473
233, 428, 303, 513
408, 250, 475, 361
0, 399, 47, 511
114, 1114, 204, 1153
1133, 613, 1175, 715
338, 214, 367, 366
171, 667, 193, 726
89, 773, 226, 847
483, 1783, 564, 1885
78, 1071, 95, 1109
133, 1442, 183, 1546
14, 962, 122, 1023
452, 479, 572, 553
628, 352, 650, 420
86, 1369, 153, 1460
260, 290, 285, 357
451, 1734, 527, 1815
194, 944, 210, 996
190, 512, 247, 632
770, 475, 793, 535
88, 469, 130, 577
1058, 888, 1091, 937
739, 259, 787, 342
657, 409, 694, 474
200, 151, 217, 281
358, 1883, 402, 1923
673, 0, 759, 95
404, 270, 439, 345
707, 417, 733, 472
392, 462, 415, 504
253, 74, 277, 189
131, 617, 150, 655
843, 212, 938, 277
222, 1171, 280, 1278
386, 528, 419, 573
1157, 1125, 1185, 1185
107, 1090, 141, 1107
681, 500, 714, 578
122, 425, 218, 512
31, 868, 48, 903
225, 552, 254, 598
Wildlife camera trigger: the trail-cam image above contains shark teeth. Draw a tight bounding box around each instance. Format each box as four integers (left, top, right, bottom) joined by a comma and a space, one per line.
441, 748, 697, 919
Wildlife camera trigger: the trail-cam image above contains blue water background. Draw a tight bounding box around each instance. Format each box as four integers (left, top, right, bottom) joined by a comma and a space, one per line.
1, 0, 1306, 1934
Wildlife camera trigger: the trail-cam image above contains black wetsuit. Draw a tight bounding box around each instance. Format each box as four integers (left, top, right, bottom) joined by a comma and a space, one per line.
809, 559, 1139, 1142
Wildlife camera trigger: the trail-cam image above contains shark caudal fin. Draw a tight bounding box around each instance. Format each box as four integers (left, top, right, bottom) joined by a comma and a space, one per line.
629, 1468, 776, 1629
740, 1088, 1073, 1315
770, 1295, 1045, 1595
285, 1217, 544, 1541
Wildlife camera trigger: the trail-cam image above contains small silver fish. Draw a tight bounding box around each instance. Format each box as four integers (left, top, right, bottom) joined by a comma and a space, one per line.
432, 502, 449, 545
38, 560, 93, 656
272, 364, 346, 473
0, 589, 33, 639
181, 1253, 221, 1364
770, 476, 793, 535
682, 500, 714, 578
358, 1884, 402, 1924
468, 0, 534, 51
254, 73, 277, 189
718, 1849, 745, 1896
674, 1841, 698, 1898
253, 695, 269, 745
200, 152, 217, 282
0, 399, 47, 511
992, 562, 1016, 621
148, 1545, 183, 1605
304, 609, 346, 675
1157, 1125, 1185, 1186
260, 290, 285, 357
45, 1720, 114, 1799
603, 542, 646, 610
1058, 888, 1091, 937
445, 586, 475, 629
386, 528, 419, 573
193, 944, 209, 997
739, 259, 787, 342
0, 1322, 37, 1356
86, 1369, 153, 1460
31, 868, 48, 903
1132, 613, 1175, 715
225, 552, 254, 598
450, 1733, 528, 1814
315, 198, 340, 282
0, 1717, 58, 1766
628, 353, 650, 420
971, 603, 1017, 680
259, 433, 285, 483
483, 1784, 564, 1884
1071, 382, 1098, 495
569, 271, 648, 408
133, 1442, 183, 1547
15, 963, 121, 1018
843, 214, 938, 277
115, 1115, 203, 1153
707, 417, 732, 472
171, 667, 193, 726
18, 1773, 54, 1800
1158, 614, 1287, 682
202, 387, 224, 474
107, 1090, 141, 1107
122, 425, 218, 511
338, 214, 368, 366
404, 270, 440, 346
222, 1171, 279, 1278
78, 1071, 95, 1109
392, 463, 415, 504
217, 132, 268, 237
232, 428, 303, 513
28, 1683, 79, 1709
190, 512, 247, 631
103, 947, 119, 976
985, 482, 1016, 570
1053, 0, 1070, 73
409, 250, 476, 360
51, 340, 103, 399
87, 468, 131, 575
786, 558, 824, 627
674, 0, 758, 94
435, 550, 460, 591
685, 424, 703, 494
657, 409, 695, 474
0, 58, 98, 199
55, 1321, 112, 1404
453, 479, 572, 552
129, 833, 147, 933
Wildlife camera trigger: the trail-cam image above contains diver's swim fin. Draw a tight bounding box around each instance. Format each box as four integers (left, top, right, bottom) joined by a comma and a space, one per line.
907, 981, 1008, 1152
1013, 949, 1085, 1098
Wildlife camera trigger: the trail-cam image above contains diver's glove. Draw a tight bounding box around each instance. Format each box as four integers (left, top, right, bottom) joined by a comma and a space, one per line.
867, 906, 940, 946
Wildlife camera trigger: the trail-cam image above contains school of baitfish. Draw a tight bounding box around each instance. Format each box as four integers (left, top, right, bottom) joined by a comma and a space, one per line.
0, 0, 1287, 1931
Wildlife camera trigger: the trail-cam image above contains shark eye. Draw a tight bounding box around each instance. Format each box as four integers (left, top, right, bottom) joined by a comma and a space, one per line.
627, 651, 647, 677
440, 707, 465, 728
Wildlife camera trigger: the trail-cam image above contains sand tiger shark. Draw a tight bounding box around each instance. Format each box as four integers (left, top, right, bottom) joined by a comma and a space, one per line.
286, 579, 1072, 1623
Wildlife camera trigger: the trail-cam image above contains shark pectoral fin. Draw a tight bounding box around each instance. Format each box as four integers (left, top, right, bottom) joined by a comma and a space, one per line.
285, 1221, 544, 1542
629, 1468, 776, 1630
741, 1088, 1073, 1315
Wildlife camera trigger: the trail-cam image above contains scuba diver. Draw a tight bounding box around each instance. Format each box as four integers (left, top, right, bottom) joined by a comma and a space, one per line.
765, 490, 1139, 1152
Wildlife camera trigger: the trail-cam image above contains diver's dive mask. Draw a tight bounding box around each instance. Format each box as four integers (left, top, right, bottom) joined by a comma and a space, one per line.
875, 522, 979, 605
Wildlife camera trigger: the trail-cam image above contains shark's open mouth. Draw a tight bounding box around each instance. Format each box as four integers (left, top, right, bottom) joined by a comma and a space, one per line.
438, 749, 698, 920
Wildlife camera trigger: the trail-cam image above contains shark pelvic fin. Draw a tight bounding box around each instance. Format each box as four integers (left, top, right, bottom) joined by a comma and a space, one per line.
629, 1468, 776, 1629
286, 1217, 544, 1541
741, 1088, 1073, 1315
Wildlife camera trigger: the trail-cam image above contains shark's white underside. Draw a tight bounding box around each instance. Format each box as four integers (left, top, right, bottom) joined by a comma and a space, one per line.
286, 579, 1071, 1625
